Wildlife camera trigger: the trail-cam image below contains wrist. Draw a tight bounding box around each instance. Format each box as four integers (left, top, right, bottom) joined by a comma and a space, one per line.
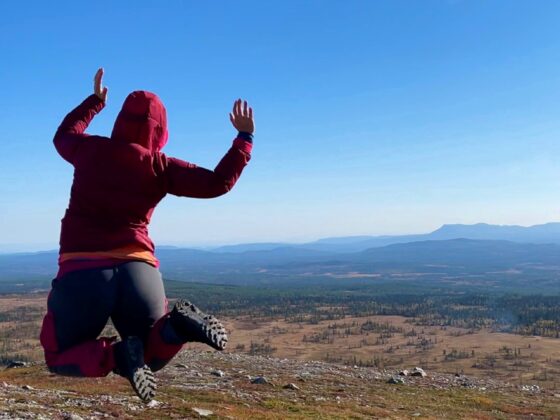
90, 93, 104, 103
87, 94, 106, 112
237, 131, 254, 143
233, 136, 253, 154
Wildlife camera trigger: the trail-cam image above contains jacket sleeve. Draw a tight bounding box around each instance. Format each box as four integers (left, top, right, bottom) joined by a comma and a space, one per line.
161, 136, 252, 198
53, 94, 105, 164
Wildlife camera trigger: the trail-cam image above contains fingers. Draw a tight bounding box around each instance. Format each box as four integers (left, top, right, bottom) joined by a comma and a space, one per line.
94, 68, 103, 82
232, 99, 253, 116
94, 67, 104, 97
230, 98, 254, 131
94, 68, 103, 86
93, 68, 109, 101
235, 99, 242, 117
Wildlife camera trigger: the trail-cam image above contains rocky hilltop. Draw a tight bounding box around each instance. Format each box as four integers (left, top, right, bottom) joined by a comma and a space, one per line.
1, 350, 559, 419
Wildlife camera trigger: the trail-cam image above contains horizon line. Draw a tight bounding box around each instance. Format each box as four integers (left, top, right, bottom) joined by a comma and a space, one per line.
1, 220, 559, 254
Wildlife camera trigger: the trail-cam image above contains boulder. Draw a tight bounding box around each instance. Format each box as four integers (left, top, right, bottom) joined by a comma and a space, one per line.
192, 407, 213, 417
251, 376, 270, 385
410, 367, 427, 377
63, 414, 84, 420
6, 361, 28, 369
147, 399, 161, 408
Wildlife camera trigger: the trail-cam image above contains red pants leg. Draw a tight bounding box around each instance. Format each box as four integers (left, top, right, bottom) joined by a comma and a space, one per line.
144, 311, 185, 371
39, 267, 119, 377
40, 308, 116, 377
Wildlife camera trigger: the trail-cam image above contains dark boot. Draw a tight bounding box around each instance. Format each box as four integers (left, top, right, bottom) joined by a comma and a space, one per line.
168, 300, 228, 351
113, 336, 156, 402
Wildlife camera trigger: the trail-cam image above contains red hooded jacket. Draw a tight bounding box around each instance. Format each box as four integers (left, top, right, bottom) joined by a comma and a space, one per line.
54, 93, 252, 277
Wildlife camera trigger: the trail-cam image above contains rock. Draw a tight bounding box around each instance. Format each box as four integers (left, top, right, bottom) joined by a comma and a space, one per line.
22, 384, 34, 390
521, 384, 540, 393
251, 376, 270, 385
175, 363, 188, 369
410, 367, 427, 377
399, 369, 409, 376
387, 376, 405, 384
5, 361, 28, 369
63, 414, 84, 420
454, 375, 474, 388
146, 399, 161, 408
193, 407, 214, 417
283, 383, 300, 390
211, 369, 225, 377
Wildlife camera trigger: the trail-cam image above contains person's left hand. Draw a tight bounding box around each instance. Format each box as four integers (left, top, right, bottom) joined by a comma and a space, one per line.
94, 68, 108, 102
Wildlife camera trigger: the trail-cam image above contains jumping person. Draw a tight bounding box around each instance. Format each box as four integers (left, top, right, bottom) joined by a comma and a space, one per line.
39, 68, 254, 402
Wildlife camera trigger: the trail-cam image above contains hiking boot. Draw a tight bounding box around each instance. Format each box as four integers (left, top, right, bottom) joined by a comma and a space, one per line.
169, 299, 228, 350
113, 336, 156, 402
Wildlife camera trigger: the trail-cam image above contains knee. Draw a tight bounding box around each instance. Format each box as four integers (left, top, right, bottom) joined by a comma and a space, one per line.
46, 363, 84, 377
39, 310, 58, 354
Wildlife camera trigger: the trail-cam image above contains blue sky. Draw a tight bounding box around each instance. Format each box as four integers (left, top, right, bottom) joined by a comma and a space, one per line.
1, 1, 560, 251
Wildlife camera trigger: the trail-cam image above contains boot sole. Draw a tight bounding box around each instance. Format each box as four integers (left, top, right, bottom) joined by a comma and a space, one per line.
131, 364, 156, 402
116, 336, 157, 403
174, 300, 228, 351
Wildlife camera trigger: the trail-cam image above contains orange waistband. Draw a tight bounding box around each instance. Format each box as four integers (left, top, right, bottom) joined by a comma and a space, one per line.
59, 244, 158, 265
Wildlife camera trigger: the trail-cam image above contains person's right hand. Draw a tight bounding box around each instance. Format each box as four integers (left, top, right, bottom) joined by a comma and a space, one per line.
229, 99, 254, 134
94, 68, 108, 102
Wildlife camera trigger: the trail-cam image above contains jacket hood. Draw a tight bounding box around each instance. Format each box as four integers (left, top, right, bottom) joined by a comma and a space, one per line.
111, 91, 168, 151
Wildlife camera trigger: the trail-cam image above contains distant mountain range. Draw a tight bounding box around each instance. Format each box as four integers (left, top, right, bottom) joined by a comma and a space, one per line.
211, 222, 560, 253
0, 223, 559, 291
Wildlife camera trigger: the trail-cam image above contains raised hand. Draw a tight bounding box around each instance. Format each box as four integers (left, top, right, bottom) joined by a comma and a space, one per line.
229, 99, 254, 134
94, 68, 108, 102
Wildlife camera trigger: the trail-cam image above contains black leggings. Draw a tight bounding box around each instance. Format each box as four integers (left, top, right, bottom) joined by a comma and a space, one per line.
40, 261, 184, 376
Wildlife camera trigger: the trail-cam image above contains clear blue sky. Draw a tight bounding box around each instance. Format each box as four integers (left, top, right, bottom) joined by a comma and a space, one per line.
1, 1, 560, 251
